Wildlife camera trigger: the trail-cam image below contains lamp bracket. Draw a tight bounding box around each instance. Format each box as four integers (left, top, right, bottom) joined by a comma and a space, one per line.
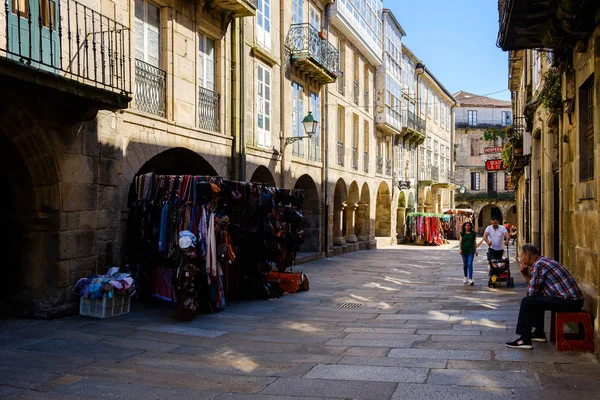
284, 136, 312, 146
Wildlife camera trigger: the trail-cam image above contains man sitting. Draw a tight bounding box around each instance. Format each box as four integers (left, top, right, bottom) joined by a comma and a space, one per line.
505, 243, 585, 349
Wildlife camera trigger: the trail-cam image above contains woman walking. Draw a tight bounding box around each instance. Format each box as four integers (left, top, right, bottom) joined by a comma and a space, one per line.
459, 222, 478, 285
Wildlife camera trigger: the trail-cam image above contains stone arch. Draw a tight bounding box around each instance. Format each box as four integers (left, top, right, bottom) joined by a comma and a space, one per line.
0, 126, 60, 313
250, 165, 276, 186
333, 179, 348, 245
397, 191, 407, 240
357, 183, 371, 241
375, 182, 391, 237
344, 181, 360, 243
477, 203, 503, 234
456, 203, 471, 209
294, 174, 320, 252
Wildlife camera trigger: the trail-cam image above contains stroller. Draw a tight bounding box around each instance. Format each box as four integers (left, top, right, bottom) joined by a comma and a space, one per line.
488, 244, 514, 288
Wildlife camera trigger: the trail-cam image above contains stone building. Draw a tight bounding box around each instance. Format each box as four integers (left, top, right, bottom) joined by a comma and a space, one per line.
498, 0, 600, 351
0, 0, 456, 316
453, 91, 517, 234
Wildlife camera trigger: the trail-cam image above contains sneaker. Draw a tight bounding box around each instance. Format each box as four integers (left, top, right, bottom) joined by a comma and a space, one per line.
468, 279, 474, 286
505, 337, 533, 349
463, 277, 468, 284
531, 331, 547, 342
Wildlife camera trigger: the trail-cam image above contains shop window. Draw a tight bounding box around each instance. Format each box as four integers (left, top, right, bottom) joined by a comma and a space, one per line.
471, 172, 480, 190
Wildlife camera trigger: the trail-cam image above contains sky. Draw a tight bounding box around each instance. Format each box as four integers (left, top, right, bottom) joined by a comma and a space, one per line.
387, 0, 511, 101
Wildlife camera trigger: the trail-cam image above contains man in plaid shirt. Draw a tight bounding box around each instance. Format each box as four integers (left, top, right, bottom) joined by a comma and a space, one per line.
506, 243, 585, 349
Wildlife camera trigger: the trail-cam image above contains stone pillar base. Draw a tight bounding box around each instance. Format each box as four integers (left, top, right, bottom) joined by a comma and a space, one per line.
333, 236, 346, 246
344, 234, 358, 243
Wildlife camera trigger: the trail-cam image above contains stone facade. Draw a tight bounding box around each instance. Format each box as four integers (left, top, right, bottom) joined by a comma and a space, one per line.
0, 0, 456, 316
504, 20, 600, 352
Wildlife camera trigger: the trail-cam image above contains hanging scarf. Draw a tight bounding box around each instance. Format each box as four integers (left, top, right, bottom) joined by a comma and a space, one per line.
206, 212, 217, 284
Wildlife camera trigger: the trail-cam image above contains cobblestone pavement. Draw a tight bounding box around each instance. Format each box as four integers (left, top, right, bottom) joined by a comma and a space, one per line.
1, 242, 599, 399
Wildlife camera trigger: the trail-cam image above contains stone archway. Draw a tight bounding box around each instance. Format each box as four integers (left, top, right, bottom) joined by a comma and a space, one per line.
375, 182, 392, 237
345, 182, 360, 243
250, 165, 276, 186
397, 191, 407, 241
294, 174, 320, 252
357, 183, 371, 242
136, 148, 218, 176
333, 179, 348, 246
478, 204, 503, 234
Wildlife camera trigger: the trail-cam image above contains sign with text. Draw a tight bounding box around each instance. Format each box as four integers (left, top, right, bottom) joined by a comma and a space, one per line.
485, 159, 506, 171
484, 146, 504, 153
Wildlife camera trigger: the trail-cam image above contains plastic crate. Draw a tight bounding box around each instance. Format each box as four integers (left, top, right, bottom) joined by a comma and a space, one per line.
79, 293, 131, 318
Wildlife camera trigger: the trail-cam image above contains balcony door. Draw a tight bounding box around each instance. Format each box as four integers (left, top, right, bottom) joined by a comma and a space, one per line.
8, 0, 59, 69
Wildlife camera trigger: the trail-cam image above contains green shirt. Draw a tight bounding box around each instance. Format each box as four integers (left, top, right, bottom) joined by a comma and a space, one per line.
460, 231, 477, 254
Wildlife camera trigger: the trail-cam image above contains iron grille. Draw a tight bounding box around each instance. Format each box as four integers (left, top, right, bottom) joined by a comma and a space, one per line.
339, 302, 362, 308
353, 81, 359, 104
364, 90, 369, 110
2, 0, 131, 94
352, 147, 358, 170
385, 159, 392, 176
243, 0, 258, 8
364, 152, 368, 173
284, 23, 340, 78
407, 110, 426, 134
134, 59, 166, 117
198, 86, 219, 132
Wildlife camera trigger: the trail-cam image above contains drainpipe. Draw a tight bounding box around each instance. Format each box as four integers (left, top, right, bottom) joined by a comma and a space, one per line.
231, 19, 239, 180
280, 0, 286, 189
451, 102, 456, 208
323, 3, 331, 256
240, 20, 246, 181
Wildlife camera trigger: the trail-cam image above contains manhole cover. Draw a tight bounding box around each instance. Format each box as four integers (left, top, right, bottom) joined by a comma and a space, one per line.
338, 302, 363, 309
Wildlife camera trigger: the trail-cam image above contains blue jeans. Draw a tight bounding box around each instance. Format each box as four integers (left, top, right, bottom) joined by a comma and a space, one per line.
461, 253, 474, 279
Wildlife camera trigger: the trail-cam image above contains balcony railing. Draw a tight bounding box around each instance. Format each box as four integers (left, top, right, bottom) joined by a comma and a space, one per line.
364, 152, 368, 173
285, 23, 339, 84
337, 141, 344, 166
198, 86, 219, 132
353, 81, 359, 104
134, 59, 166, 117
352, 147, 358, 170
376, 155, 383, 174
456, 120, 511, 129
406, 110, 426, 134
2, 0, 131, 95
364, 90, 369, 110
385, 159, 392, 176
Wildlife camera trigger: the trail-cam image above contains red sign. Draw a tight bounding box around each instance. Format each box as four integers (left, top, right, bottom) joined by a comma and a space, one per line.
485, 159, 506, 171
484, 146, 504, 153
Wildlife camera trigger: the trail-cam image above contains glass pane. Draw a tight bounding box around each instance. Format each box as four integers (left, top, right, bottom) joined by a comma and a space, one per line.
265, 116, 270, 131
148, 3, 160, 29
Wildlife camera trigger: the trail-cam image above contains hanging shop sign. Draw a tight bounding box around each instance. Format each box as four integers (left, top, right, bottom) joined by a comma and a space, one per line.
484, 146, 504, 153
485, 159, 506, 171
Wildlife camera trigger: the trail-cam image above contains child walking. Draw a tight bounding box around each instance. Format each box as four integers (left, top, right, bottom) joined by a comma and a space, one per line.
459, 222, 479, 285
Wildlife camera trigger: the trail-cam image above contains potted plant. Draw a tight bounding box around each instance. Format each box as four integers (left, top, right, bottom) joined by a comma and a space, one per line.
318, 30, 327, 39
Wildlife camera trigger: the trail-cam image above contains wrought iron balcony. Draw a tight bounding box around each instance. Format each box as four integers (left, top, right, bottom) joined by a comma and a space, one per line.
456, 120, 511, 129
337, 75, 345, 95
134, 59, 166, 118
337, 141, 344, 166
352, 147, 358, 170
363, 152, 368, 173
376, 155, 383, 174
401, 110, 426, 146
207, 0, 257, 18
198, 86, 219, 132
353, 81, 359, 104
1, 0, 131, 109
431, 166, 440, 182
385, 159, 392, 176
285, 23, 339, 85
497, 0, 599, 50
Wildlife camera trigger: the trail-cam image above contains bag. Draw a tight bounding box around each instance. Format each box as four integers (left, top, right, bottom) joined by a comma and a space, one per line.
266, 271, 302, 293
298, 273, 309, 292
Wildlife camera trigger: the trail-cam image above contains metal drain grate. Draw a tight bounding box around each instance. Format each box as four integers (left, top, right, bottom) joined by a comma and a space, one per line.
338, 302, 363, 309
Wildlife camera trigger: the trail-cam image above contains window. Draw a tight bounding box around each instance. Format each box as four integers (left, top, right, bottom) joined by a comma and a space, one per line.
502, 111, 511, 126
440, 102, 445, 127
309, 92, 321, 161
292, 0, 303, 24
257, 0, 271, 50
198, 34, 215, 91
410, 149, 415, 178
468, 110, 477, 126
427, 88, 432, 117
309, 4, 320, 30
579, 76, 595, 182
446, 106, 451, 131
292, 82, 304, 156
434, 95, 439, 123
399, 142, 405, 178
419, 82, 425, 115
470, 138, 476, 156
471, 172, 480, 190
257, 64, 271, 148
419, 147, 425, 179
135, 0, 160, 67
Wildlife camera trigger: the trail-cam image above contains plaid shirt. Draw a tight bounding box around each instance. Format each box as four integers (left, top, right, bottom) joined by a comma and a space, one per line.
526, 257, 585, 300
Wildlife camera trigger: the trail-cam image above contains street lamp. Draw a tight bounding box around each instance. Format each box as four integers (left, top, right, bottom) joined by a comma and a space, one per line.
284, 112, 318, 146
459, 185, 466, 194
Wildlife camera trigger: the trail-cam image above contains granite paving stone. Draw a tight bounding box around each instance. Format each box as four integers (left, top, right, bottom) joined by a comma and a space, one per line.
342, 346, 389, 356
259, 377, 397, 399
390, 383, 514, 399
447, 360, 558, 373
427, 369, 538, 388
388, 348, 492, 360
338, 355, 447, 368
303, 364, 428, 383
324, 338, 414, 348
21, 339, 144, 362
99, 337, 182, 352
0, 366, 61, 390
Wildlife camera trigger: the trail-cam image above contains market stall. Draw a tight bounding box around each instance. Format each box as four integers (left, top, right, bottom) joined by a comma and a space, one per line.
125, 173, 306, 319
443, 209, 475, 240
405, 212, 451, 246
